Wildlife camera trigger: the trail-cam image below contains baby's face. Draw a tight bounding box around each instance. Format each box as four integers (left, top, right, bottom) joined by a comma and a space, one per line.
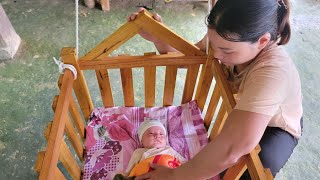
141, 126, 167, 149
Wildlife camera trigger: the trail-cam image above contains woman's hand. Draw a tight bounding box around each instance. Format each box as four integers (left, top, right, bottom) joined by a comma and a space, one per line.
135, 163, 178, 180
127, 8, 163, 43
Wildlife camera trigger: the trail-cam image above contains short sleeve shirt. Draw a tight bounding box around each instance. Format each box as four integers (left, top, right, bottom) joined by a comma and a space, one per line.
224, 44, 303, 138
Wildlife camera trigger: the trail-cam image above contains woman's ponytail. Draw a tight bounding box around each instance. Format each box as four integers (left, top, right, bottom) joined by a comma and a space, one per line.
277, 0, 291, 45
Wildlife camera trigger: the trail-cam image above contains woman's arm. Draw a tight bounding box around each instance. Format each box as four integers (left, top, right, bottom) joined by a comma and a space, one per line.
128, 8, 176, 54
174, 109, 271, 179
128, 8, 207, 54
153, 40, 178, 54
153, 33, 207, 54
154, 33, 207, 54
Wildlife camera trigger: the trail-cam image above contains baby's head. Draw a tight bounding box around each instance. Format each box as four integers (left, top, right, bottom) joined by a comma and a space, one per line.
138, 120, 167, 149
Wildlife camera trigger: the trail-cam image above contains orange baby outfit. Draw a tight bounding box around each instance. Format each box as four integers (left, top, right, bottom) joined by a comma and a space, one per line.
128, 154, 181, 177
125, 145, 186, 176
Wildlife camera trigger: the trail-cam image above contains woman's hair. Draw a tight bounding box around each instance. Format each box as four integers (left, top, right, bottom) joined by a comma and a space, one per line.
206, 0, 291, 45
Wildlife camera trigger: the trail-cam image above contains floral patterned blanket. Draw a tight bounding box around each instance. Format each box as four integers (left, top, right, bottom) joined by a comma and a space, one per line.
83, 100, 208, 180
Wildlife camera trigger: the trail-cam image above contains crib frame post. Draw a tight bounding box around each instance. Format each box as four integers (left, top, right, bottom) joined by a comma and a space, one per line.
38, 70, 74, 180
61, 47, 94, 121
207, 49, 273, 180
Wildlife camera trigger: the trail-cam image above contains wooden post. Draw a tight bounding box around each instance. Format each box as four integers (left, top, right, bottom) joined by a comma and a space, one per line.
84, 0, 95, 8
34, 151, 66, 180
57, 75, 86, 141
52, 95, 84, 161
209, 47, 273, 179
61, 47, 94, 121
195, 53, 214, 111
100, 0, 110, 11
44, 122, 82, 180
39, 70, 74, 180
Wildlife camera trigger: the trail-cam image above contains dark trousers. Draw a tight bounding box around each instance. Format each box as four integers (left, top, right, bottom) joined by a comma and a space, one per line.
258, 125, 299, 176
224, 118, 303, 179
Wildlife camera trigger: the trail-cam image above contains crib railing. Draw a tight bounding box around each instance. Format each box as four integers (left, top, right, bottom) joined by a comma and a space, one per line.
35, 49, 88, 180
34, 47, 272, 180
35, 11, 273, 180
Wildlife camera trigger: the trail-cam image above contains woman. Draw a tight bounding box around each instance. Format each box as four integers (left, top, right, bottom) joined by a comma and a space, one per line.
129, 0, 303, 179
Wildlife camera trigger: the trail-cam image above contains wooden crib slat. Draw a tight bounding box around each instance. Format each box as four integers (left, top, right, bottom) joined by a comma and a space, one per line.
59, 140, 82, 180
211, 57, 236, 113
264, 168, 274, 179
54, 169, 66, 180
209, 101, 228, 140
44, 123, 81, 180
144, 66, 156, 107
65, 117, 84, 161
195, 58, 214, 112
163, 66, 178, 106
52, 96, 84, 161
34, 151, 46, 174
120, 68, 134, 106
223, 146, 262, 180
207, 48, 273, 179
203, 85, 220, 130
223, 156, 248, 180
80, 22, 139, 61
247, 147, 269, 180
181, 64, 200, 104
79, 54, 207, 70
58, 76, 86, 141
34, 151, 66, 180
69, 97, 85, 140
96, 69, 114, 107
39, 70, 74, 180
61, 48, 94, 121
144, 52, 157, 107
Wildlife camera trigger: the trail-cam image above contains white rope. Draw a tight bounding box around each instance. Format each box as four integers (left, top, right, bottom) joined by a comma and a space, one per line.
53, 57, 78, 80
75, 0, 79, 55
206, 0, 212, 54
51, 1, 79, 79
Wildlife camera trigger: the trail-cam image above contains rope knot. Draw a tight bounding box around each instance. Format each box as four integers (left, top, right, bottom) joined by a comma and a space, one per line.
53, 57, 78, 80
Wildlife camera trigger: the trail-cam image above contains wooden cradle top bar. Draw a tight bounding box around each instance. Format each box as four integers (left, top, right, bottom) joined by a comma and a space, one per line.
78, 53, 207, 70
79, 10, 205, 62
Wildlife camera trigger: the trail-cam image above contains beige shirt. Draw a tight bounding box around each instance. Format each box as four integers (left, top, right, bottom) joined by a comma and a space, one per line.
224, 44, 303, 138
125, 146, 187, 175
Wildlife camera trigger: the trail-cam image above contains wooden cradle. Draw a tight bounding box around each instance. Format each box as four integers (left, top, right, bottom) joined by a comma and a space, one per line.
34, 11, 273, 180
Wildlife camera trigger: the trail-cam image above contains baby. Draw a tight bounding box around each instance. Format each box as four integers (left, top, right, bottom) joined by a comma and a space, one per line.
114, 120, 186, 179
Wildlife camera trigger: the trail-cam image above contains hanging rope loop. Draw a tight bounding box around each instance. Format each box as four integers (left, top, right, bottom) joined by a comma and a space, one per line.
75, 0, 79, 55
53, 57, 78, 80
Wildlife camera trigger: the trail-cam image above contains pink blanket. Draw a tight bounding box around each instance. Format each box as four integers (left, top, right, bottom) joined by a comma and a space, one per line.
84, 100, 209, 180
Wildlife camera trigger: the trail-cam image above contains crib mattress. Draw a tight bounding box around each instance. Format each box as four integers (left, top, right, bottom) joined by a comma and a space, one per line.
83, 100, 209, 180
